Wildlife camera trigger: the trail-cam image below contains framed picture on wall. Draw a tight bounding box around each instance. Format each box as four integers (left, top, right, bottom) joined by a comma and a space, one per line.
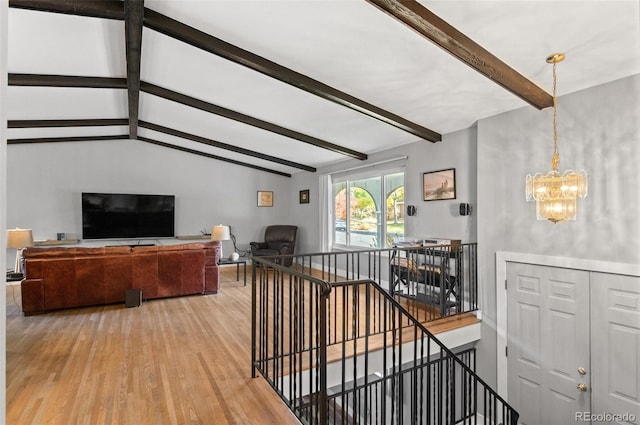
257, 191, 273, 207
299, 189, 310, 204
423, 168, 456, 201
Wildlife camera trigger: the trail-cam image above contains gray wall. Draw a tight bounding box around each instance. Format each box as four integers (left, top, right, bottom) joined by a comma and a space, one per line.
6, 117, 477, 259
291, 127, 478, 255
6, 139, 293, 255
1, 1, 8, 419
476, 74, 640, 387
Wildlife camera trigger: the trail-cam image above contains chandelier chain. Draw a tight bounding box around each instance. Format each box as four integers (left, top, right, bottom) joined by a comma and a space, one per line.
551, 61, 560, 171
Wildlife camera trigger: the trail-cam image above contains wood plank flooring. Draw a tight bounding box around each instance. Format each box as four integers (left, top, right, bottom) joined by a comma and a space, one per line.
5, 271, 300, 425
5, 266, 477, 425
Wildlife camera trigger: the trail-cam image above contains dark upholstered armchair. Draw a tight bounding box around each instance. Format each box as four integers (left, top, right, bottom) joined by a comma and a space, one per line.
250, 225, 297, 266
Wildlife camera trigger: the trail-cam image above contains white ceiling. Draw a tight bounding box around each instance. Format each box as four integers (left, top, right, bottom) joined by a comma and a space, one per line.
7, 1, 640, 176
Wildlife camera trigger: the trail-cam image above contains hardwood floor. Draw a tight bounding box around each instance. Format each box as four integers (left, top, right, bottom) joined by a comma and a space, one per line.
5, 267, 477, 425
5, 270, 300, 425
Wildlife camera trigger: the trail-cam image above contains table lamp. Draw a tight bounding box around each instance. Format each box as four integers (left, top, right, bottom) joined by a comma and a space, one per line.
211, 225, 230, 258
7, 228, 34, 274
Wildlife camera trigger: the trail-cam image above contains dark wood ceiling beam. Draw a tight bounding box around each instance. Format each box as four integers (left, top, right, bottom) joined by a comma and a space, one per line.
8, 1, 442, 141
9, 73, 127, 88
10, 73, 366, 162
138, 120, 316, 173
143, 8, 441, 142
124, 0, 144, 139
140, 82, 366, 161
6, 118, 293, 176
138, 136, 291, 178
365, 0, 553, 109
7, 135, 128, 144
9, 0, 124, 20
8, 118, 129, 128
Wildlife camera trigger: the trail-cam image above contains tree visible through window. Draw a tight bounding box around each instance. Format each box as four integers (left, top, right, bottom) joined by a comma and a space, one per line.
333, 171, 404, 248
386, 186, 405, 245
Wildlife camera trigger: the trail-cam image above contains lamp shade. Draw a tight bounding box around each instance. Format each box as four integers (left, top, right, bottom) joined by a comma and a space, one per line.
7, 228, 34, 249
211, 225, 230, 241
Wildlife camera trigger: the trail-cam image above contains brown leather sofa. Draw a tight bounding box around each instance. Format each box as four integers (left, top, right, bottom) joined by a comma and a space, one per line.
21, 242, 221, 315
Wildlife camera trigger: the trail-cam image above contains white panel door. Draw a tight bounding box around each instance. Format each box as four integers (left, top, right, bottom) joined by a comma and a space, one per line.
507, 262, 591, 425
591, 273, 640, 425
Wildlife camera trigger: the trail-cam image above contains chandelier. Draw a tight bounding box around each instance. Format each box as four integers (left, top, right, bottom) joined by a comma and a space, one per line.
525, 53, 588, 223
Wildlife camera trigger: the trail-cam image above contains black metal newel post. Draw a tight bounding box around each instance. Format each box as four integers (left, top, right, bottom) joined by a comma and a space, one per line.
318, 290, 328, 425
251, 259, 257, 378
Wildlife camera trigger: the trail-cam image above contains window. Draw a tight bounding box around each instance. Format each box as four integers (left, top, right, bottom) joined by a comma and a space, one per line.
333, 171, 405, 249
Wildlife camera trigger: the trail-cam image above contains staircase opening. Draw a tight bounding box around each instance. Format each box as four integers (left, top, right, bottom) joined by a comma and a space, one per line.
251, 245, 518, 424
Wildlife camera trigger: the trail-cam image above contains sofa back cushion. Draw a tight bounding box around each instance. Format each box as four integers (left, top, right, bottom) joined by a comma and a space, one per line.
24, 246, 133, 259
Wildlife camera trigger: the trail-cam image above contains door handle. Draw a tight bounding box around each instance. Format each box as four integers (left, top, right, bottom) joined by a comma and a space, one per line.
577, 383, 588, 392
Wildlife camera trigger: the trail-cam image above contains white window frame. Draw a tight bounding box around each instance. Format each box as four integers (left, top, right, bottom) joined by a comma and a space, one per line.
330, 166, 405, 250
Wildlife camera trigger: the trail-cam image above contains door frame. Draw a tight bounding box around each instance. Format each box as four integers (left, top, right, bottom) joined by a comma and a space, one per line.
495, 251, 640, 399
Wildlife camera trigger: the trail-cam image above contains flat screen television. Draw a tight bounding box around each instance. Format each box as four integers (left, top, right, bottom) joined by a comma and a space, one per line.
82, 192, 175, 240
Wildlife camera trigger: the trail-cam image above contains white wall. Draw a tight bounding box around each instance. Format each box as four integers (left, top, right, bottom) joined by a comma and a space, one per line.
292, 128, 478, 254
6, 139, 292, 255
476, 74, 640, 388
1, 1, 8, 421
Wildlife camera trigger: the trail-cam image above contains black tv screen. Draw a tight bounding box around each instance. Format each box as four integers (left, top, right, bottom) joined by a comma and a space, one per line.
82, 193, 175, 240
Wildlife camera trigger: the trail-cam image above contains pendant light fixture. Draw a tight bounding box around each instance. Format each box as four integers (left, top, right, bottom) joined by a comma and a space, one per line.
525, 53, 588, 223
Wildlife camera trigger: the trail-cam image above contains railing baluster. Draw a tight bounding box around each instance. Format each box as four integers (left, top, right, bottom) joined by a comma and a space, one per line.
381, 287, 388, 424
251, 244, 518, 425
318, 278, 328, 425
290, 273, 294, 408
251, 261, 257, 378
364, 282, 371, 425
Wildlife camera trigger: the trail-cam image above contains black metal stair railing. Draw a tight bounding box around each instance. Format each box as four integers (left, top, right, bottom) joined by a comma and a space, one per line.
251, 246, 518, 425
290, 244, 479, 324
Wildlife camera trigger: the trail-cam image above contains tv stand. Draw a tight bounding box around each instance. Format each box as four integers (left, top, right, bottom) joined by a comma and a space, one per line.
105, 243, 156, 248
34, 239, 80, 246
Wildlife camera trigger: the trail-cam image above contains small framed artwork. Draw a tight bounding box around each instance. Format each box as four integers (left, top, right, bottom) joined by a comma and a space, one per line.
423, 168, 456, 201
257, 191, 273, 207
299, 189, 310, 204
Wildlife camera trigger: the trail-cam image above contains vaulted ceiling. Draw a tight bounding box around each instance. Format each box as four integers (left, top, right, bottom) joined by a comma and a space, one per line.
7, 1, 640, 177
